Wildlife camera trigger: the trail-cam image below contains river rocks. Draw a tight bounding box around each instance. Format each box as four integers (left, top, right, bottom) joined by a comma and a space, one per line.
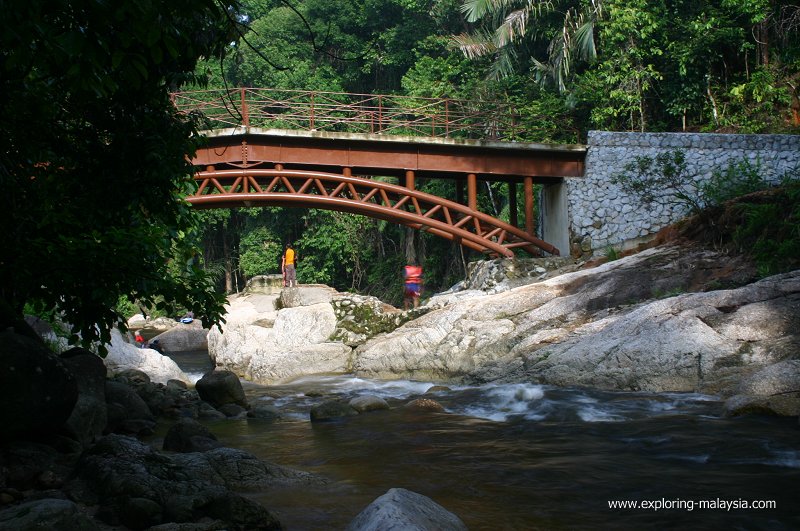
346, 487, 467, 531
163, 418, 222, 453
354, 245, 800, 401
461, 255, 576, 293
209, 291, 353, 384
66, 434, 282, 530
105, 329, 191, 385
0, 330, 78, 441
724, 360, 800, 416
127, 315, 179, 334
104, 381, 156, 436
244, 274, 284, 295
310, 400, 359, 421
149, 321, 209, 353
331, 293, 408, 347
405, 398, 446, 412
517, 269, 800, 396
61, 348, 108, 447
0, 498, 99, 531
279, 284, 337, 308
195, 369, 248, 408
349, 395, 390, 413
171, 446, 329, 489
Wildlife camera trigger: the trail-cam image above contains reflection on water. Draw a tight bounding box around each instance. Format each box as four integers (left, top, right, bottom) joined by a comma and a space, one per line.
166, 356, 800, 530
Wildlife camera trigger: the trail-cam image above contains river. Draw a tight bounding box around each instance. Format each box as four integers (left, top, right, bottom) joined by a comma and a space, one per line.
165, 351, 800, 530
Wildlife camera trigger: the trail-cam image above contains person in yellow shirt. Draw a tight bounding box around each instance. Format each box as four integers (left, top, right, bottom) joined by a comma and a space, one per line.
281, 242, 298, 287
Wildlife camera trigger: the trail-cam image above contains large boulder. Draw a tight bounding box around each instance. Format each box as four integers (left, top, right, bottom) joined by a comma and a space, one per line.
0, 330, 78, 441
61, 348, 108, 446
516, 270, 800, 396
66, 434, 282, 530
209, 292, 352, 384
149, 321, 209, 353
195, 369, 247, 408
104, 381, 156, 435
346, 488, 467, 531
163, 418, 222, 453
724, 360, 800, 416
243, 274, 284, 295
279, 284, 337, 308
0, 499, 99, 531
354, 245, 800, 398
105, 328, 190, 385
330, 293, 407, 347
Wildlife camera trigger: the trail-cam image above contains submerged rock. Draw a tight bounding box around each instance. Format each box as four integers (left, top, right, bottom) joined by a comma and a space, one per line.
310, 400, 359, 421
349, 395, 390, 413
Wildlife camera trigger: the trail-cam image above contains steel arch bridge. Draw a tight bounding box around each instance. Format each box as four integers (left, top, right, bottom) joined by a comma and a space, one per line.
189, 167, 558, 257
178, 88, 587, 257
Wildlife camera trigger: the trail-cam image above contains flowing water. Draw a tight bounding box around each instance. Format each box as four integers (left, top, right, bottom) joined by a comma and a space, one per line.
168, 353, 799, 530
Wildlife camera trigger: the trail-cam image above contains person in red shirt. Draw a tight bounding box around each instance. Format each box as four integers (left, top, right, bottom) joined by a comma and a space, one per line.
403, 263, 423, 310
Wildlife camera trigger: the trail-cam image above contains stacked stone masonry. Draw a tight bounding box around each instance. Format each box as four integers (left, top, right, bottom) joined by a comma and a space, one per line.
567, 131, 800, 255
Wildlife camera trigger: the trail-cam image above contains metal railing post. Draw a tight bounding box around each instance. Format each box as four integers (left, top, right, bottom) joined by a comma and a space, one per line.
240, 87, 249, 127
378, 95, 383, 133
310, 92, 315, 130
445, 99, 450, 138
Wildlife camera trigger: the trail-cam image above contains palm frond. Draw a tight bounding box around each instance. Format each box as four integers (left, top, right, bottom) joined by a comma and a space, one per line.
572, 18, 597, 62
461, 0, 513, 23
496, 9, 529, 47
453, 31, 498, 59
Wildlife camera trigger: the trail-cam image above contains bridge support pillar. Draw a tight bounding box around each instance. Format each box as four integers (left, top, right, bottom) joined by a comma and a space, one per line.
508, 182, 518, 228
467, 173, 477, 211
405, 170, 415, 190
524, 177, 535, 236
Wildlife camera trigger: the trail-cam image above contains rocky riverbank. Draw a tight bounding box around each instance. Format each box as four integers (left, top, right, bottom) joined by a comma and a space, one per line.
208, 241, 799, 418
0, 334, 464, 529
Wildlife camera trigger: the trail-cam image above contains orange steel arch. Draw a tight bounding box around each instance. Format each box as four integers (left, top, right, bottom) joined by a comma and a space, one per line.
188, 168, 560, 257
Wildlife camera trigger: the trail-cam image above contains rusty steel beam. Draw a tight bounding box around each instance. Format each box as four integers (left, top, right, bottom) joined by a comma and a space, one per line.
193, 129, 585, 182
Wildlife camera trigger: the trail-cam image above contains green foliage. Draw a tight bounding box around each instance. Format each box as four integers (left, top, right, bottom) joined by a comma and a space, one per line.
296, 210, 376, 288
239, 226, 283, 277
613, 151, 779, 220
604, 245, 621, 261
611, 150, 704, 213
115, 296, 139, 320
700, 158, 769, 205
455, 0, 800, 132
1, 0, 235, 351
732, 178, 800, 276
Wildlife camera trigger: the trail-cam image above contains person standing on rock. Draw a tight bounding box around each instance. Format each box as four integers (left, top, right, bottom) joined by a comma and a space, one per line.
282, 242, 298, 288
134, 330, 146, 348
403, 263, 423, 310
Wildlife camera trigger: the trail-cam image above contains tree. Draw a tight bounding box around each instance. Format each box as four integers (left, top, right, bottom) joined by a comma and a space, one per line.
0, 0, 238, 350
454, 0, 604, 90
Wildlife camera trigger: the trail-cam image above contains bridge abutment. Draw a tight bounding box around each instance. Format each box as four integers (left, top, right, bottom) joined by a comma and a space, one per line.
565, 131, 800, 258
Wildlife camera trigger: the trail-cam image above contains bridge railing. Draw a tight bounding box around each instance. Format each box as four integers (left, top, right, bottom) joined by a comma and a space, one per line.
171, 88, 524, 140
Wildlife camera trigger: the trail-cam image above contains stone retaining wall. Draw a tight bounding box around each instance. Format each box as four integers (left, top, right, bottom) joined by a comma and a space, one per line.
565, 131, 800, 256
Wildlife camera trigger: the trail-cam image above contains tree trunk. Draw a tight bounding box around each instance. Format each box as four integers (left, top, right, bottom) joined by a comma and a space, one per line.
404, 227, 417, 264
223, 235, 233, 294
